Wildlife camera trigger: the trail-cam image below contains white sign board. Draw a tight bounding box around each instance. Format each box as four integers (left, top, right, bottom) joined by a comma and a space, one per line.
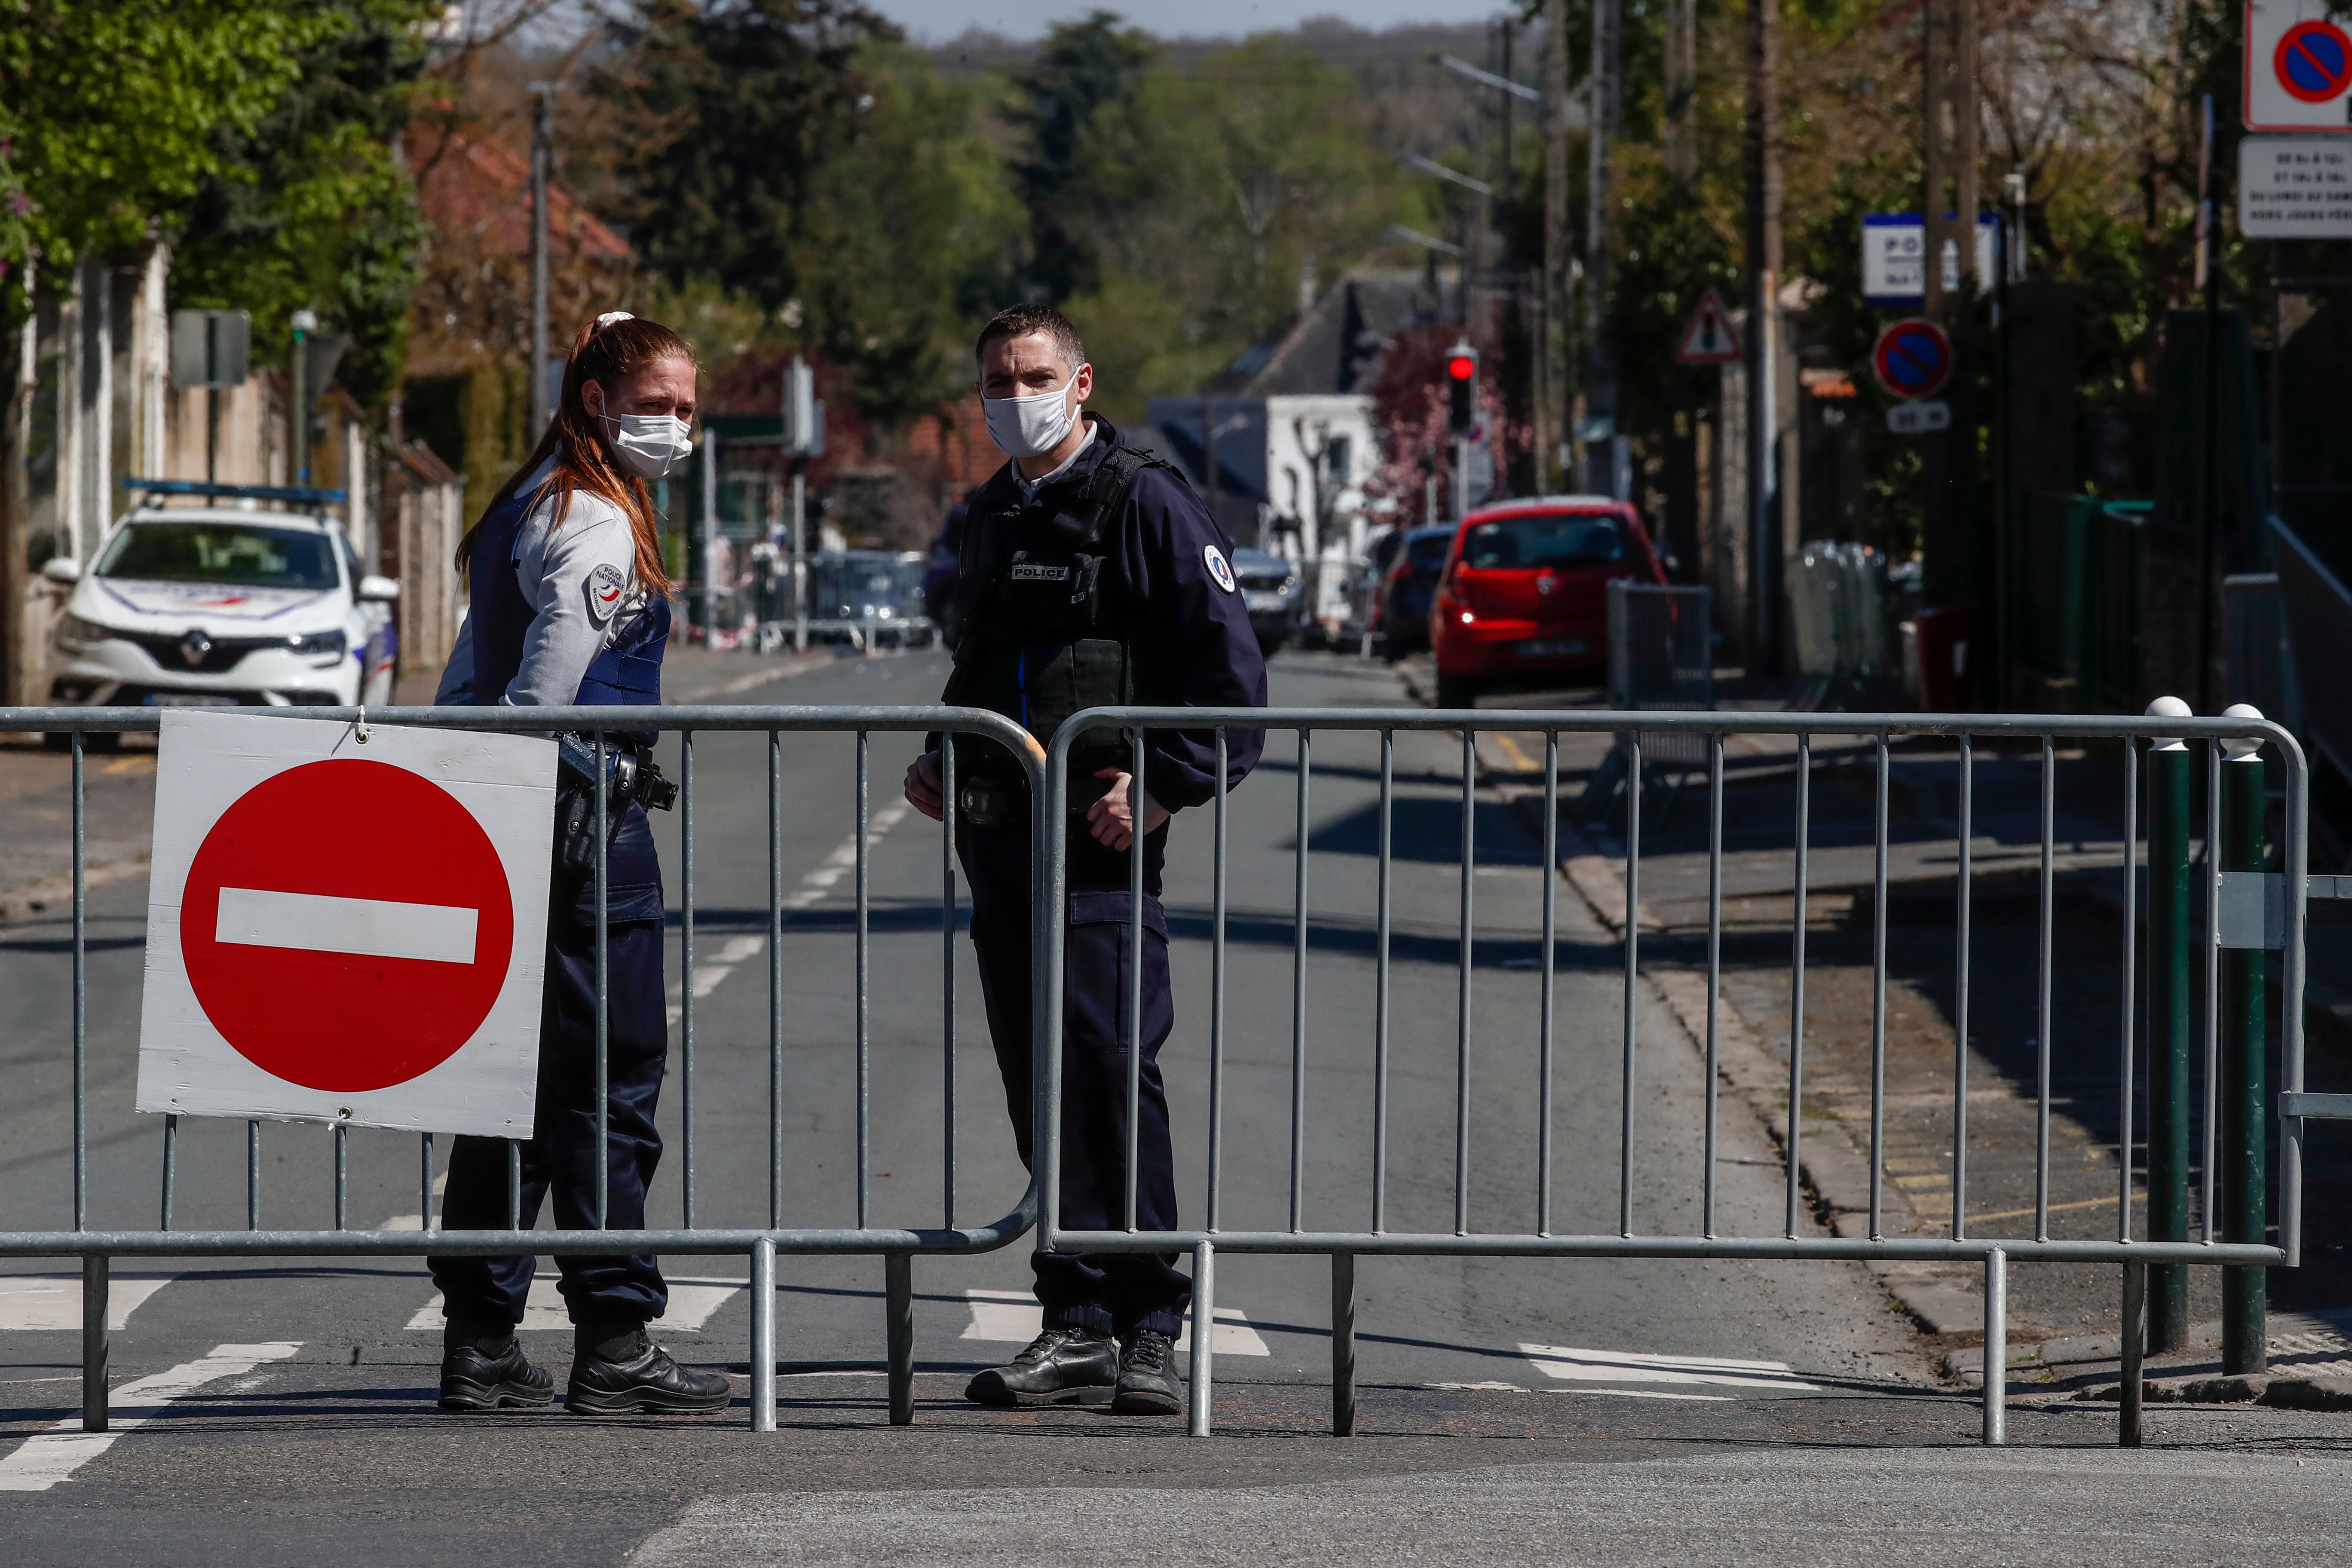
1887, 400, 1952, 435
2240, 134, 2352, 234
1862, 214, 2000, 305
137, 710, 557, 1136
2247, 0, 2352, 131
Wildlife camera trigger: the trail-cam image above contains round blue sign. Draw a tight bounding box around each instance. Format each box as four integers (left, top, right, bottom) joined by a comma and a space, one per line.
1872, 319, 1953, 400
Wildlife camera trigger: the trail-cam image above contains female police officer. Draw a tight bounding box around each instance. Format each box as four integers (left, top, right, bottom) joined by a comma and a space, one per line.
426, 311, 729, 1416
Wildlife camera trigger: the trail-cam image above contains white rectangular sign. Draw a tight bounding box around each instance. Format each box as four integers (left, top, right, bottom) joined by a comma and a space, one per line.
136, 710, 557, 1137
2248, 0, 2352, 132
1862, 214, 2001, 304
2240, 134, 2352, 234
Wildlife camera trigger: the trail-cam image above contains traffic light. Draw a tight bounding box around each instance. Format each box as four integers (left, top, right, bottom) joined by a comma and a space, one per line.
1445, 341, 1479, 435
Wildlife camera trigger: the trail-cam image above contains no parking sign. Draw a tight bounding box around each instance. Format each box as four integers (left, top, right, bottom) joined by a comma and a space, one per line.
2249, 0, 2352, 131
136, 710, 557, 1136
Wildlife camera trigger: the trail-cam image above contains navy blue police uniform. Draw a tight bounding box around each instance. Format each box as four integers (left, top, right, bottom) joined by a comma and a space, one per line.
941, 415, 1266, 1341
428, 486, 674, 1334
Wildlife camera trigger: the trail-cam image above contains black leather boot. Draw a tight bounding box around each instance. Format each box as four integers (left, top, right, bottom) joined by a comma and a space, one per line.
964, 1326, 1121, 1407
1112, 1326, 1184, 1415
438, 1319, 554, 1412
565, 1321, 732, 1415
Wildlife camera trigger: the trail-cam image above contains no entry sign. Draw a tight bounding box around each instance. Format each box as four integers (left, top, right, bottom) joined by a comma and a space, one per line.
2249, 0, 2352, 130
137, 710, 557, 1136
1871, 319, 1954, 401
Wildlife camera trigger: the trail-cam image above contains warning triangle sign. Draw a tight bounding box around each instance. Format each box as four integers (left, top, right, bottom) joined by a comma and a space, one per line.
1675, 289, 1744, 364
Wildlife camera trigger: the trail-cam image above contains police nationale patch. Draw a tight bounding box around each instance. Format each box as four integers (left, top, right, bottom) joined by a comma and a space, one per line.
1204, 545, 1237, 594
586, 562, 628, 622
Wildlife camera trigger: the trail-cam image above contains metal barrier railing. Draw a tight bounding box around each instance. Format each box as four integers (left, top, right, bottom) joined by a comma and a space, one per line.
0, 703, 1047, 1434
1041, 706, 2308, 1444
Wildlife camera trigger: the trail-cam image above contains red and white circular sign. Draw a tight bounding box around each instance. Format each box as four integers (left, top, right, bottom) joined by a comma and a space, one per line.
181, 759, 515, 1092
136, 710, 557, 1136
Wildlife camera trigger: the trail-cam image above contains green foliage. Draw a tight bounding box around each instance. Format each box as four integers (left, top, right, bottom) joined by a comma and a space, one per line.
1008, 11, 1157, 302
167, 0, 437, 408
0, 0, 332, 309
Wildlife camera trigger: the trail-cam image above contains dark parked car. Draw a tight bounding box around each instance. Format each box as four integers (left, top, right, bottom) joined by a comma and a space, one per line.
1376, 524, 1456, 661
1230, 548, 1303, 655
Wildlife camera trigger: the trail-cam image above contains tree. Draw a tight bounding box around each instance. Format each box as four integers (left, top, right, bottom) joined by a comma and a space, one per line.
168, 0, 439, 408
1006, 11, 1156, 303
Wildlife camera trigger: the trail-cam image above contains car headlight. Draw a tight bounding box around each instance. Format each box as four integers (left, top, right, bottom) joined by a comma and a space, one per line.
54, 612, 113, 649
286, 629, 347, 660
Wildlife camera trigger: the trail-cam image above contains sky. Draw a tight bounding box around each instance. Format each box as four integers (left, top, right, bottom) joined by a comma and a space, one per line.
865, 0, 1506, 43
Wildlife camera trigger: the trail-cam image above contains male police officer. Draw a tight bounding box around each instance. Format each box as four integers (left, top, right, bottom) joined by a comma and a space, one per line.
903, 304, 1266, 1416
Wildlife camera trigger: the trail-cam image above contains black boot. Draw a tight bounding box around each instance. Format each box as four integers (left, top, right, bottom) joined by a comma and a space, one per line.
964, 1326, 1121, 1407
438, 1319, 553, 1412
1112, 1326, 1183, 1415
566, 1321, 732, 1415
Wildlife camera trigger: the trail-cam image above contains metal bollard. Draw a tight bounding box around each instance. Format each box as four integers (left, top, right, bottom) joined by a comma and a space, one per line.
1332, 1253, 1357, 1437
1188, 1240, 1215, 1438
83, 1253, 109, 1433
1983, 1247, 2007, 1446
885, 1253, 914, 1426
2220, 706, 2268, 1375
2120, 1260, 2146, 1447
2144, 700, 2193, 1352
749, 1237, 776, 1432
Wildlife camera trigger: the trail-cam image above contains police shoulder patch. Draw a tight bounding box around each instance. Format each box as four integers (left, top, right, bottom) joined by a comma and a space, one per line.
586, 561, 628, 622
1204, 545, 1236, 594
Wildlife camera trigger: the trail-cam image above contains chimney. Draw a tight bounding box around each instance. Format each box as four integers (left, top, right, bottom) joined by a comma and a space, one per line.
1297, 252, 1317, 317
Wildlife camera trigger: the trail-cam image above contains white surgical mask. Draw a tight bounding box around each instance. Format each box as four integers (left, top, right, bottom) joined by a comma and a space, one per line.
600, 412, 693, 480
983, 377, 1080, 459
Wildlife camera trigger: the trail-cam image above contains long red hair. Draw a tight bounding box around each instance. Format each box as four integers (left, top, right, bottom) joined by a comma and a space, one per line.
455, 313, 692, 594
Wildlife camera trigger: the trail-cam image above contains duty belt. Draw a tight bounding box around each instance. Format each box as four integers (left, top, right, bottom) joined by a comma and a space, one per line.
956, 772, 1116, 830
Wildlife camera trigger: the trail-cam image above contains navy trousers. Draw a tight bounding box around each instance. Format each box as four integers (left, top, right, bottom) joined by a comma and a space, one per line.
961, 812, 1188, 1338
430, 804, 671, 1329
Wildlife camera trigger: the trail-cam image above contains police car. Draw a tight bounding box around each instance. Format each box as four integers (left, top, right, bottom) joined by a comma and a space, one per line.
43, 482, 399, 738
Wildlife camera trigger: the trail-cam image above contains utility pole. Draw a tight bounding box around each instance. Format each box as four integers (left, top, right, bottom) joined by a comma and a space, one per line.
1544, 0, 1569, 493
529, 83, 555, 438
1666, 0, 1697, 181
1584, 0, 1621, 496
1920, 0, 1978, 648
1743, 0, 1782, 666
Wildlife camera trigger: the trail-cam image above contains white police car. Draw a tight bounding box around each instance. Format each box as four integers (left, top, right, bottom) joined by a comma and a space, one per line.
44, 486, 399, 735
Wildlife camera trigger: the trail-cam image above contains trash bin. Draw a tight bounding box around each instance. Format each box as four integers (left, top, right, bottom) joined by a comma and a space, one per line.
1910, 604, 1972, 712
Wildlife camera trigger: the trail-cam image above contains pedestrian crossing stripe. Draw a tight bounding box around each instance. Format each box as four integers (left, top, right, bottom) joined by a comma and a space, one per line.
0, 1271, 180, 1332
961, 1288, 1271, 1356
1519, 1343, 1819, 1391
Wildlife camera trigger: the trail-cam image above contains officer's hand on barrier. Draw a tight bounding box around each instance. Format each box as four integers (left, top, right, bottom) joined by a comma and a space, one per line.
904, 751, 945, 821
1087, 768, 1168, 852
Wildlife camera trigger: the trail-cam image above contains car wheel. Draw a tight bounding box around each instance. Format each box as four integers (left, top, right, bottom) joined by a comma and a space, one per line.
48, 729, 119, 752
1434, 672, 1479, 711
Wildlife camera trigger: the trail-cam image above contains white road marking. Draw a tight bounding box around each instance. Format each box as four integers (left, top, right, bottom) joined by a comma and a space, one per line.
1423, 1380, 1731, 1402
0, 1272, 180, 1332
0, 1341, 300, 1491
960, 1288, 1271, 1356
665, 802, 914, 1026
214, 887, 478, 964
1519, 1343, 1819, 1392
407, 1275, 747, 1333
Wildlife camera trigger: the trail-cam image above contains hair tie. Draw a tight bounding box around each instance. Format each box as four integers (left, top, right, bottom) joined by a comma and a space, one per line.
593, 310, 635, 330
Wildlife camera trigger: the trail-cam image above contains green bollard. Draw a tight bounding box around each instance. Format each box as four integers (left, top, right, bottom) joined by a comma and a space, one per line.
2144, 698, 2194, 1354
2220, 706, 2268, 1374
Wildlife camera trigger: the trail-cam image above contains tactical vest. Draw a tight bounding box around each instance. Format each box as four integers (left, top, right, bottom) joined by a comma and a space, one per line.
944, 445, 1173, 779
467, 483, 670, 740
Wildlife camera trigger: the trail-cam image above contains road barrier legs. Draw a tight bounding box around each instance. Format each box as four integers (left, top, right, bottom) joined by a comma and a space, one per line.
1332, 1253, 1357, 1437
2145, 719, 2193, 1351
1188, 1240, 1215, 1438
1983, 1247, 2007, 1446
886, 1253, 914, 1426
2221, 721, 2268, 1374
82, 1253, 108, 1433
750, 1237, 776, 1433
2120, 1261, 2145, 1447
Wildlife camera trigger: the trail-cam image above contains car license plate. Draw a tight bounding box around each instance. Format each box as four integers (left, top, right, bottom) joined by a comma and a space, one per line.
1243, 591, 1286, 612
1516, 637, 1586, 658
144, 692, 239, 707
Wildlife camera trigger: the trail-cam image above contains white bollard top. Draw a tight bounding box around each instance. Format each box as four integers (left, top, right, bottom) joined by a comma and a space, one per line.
2146, 695, 2192, 752
2221, 701, 2266, 762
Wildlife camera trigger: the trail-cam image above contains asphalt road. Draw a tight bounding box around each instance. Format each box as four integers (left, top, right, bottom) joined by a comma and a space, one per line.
3, 648, 2340, 1562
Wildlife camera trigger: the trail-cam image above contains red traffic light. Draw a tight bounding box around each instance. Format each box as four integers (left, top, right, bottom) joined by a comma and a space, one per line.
1446, 353, 1477, 381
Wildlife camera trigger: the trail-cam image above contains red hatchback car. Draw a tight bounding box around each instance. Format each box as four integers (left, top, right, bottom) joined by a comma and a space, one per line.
1428, 497, 1668, 708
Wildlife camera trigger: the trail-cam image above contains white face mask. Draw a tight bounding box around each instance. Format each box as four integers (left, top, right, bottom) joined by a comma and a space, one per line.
599, 412, 693, 480
983, 375, 1081, 459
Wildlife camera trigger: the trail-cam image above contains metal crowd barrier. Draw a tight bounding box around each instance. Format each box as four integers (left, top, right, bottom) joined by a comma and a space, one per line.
1041, 705, 2308, 1443
0, 703, 1047, 1434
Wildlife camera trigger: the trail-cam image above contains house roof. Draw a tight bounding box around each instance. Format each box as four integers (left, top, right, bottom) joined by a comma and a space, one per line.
1210, 269, 1444, 398
406, 121, 630, 263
